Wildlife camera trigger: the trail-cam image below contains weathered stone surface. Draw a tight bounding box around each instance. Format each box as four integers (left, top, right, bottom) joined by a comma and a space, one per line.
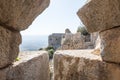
0, 26, 21, 68
54, 50, 120, 80
48, 33, 65, 50
100, 27, 120, 63
0, 0, 50, 31
0, 51, 49, 80
77, 0, 120, 32
60, 33, 86, 50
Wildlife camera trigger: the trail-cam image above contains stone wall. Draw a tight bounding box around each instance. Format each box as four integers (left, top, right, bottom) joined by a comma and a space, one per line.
54, 50, 120, 80
77, 0, 120, 63
59, 32, 98, 50
49, 32, 98, 50
0, 51, 49, 80
0, 0, 119, 80
60, 33, 86, 50
0, 0, 50, 79
0, 0, 50, 68
53, 0, 120, 80
48, 33, 65, 50
51, 0, 120, 80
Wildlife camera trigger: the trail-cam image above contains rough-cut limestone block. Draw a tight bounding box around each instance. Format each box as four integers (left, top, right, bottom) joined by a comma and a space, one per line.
0, 51, 49, 80
54, 50, 120, 80
77, 0, 120, 32
100, 27, 120, 63
0, 0, 50, 31
0, 26, 21, 68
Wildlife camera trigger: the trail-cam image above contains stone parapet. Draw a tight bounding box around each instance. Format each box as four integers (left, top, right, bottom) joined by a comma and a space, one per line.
54, 50, 120, 80
0, 51, 49, 80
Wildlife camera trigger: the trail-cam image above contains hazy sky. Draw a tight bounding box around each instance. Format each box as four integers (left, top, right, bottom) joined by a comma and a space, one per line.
21, 0, 87, 36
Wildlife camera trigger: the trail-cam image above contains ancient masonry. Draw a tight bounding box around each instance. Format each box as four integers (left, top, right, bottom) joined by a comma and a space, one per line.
49, 29, 98, 50
0, 0, 120, 80
60, 32, 98, 50
54, 0, 120, 80
0, 0, 50, 80
78, 0, 120, 63
48, 33, 65, 50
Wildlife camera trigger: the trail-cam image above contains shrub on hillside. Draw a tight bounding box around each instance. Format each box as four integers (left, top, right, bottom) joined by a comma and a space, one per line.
48, 49, 54, 59
39, 46, 55, 59
45, 46, 55, 51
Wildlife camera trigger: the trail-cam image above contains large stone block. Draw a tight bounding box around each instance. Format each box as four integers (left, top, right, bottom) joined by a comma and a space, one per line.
100, 27, 120, 63
0, 0, 50, 31
0, 51, 49, 80
77, 0, 120, 32
54, 50, 120, 80
0, 26, 21, 68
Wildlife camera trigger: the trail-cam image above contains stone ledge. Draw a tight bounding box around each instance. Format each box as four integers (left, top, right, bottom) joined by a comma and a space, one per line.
0, 51, 49, 80
54, 50, 120, 80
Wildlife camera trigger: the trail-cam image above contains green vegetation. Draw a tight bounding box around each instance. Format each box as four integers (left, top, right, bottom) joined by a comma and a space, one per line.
45, 46, 54, 51
39, 46, 55, 59
77, 26, 90, 36
15, 57, 20, 61
48, 48, 54, 59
